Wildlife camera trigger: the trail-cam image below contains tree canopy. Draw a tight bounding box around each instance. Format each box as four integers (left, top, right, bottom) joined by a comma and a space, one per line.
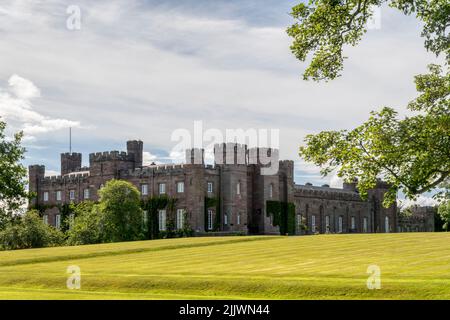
287, 0, 449, 207
0, 118, 28, 228
287, 0, 449, 81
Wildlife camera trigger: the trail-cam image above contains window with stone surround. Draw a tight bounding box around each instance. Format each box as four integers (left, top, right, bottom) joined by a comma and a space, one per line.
159, 183, 166, 195
43, 192, 49, 202
237, 213, 241, 225
176, 209, 185, 229
177, 182, 184, 193
236, 182, 241, 195
269, 183, 273, 198
141, 184, 148, 196
207, 210, 213, 230
363, 217, 368, 233
84, 188, 90, 199
69, 190, 75, 200
43, 215, 48, 225
351, 216, 356, 230
159, 210, 166, 231
207, 182, 213, 193
56, 190, 62, 201
311, 215, 316, 232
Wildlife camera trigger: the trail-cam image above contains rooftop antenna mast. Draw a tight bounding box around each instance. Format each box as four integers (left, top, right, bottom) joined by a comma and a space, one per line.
69, 127, 72, 154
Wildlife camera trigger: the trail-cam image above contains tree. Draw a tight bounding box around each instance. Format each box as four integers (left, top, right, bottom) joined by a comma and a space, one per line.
437, 181, 450, 231
287, 0, 449, 206
98, 180, 144, 242
0, 118, 28, 228
0, 210, 64, 250
287, 0, 449, 81
66, 202, 103, 245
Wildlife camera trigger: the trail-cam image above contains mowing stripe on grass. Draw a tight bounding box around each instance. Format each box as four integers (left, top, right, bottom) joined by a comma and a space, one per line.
0, 236, 282, 267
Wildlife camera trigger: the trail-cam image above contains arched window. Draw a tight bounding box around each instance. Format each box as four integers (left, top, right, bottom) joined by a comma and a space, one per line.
269, 183, 273, 198
338, 216, 343, 233
385, 216, 390, 233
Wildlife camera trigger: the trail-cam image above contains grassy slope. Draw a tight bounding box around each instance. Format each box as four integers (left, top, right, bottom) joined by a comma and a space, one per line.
0, 233, 449, 299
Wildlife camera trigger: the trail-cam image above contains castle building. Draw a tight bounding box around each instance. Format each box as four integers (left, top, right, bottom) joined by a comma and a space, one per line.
28, 140, 397, 235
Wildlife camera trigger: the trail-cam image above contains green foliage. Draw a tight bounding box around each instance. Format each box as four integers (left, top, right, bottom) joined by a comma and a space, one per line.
0, 118, 28, 229
0, 210, 64, 250
66, 202, 102, 245
141, 195, 178, 239
287, 0, 449, 81
266, 201, 296, 235
99, 180, 143, 242
288, 0, 449, 206
437, 183, 450, 231
299, 64, 449, 207
98, 180, 144, 242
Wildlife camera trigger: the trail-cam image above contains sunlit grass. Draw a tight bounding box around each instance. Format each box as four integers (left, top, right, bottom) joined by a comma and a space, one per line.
0, 233, 449, 299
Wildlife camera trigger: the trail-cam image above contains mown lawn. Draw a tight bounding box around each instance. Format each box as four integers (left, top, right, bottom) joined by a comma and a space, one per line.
0, 233, 449, 299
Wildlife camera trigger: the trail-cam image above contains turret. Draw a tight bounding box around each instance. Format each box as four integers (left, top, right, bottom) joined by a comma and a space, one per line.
185, 148, 204, 165
214, 143, 247, 165
61, 152, 82, 175
127, 140, 143, 168
28, 165, 45, 207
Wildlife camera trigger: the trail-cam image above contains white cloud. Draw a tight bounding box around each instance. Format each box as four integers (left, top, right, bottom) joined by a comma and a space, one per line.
329, 173, 344, 188
142, 151, 162, 166
0, 0, 441, 187
398, 196, 439, 209
0, 74, 81, 139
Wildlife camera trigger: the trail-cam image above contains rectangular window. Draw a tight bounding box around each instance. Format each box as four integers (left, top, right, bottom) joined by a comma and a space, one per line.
363, 217, 368, 233
69, 190, 75, 200
176, 209, 185, 230
269, 184, 273, 198
143, 210, 148, 227
351, 216, 356, 230
237, 213, 241, 225
56, 191, 62, 201
236, 182, 241, 195
224, 213, 228, 226
43, 215, 48, 225
84, 188, 90, 199
338, 216, 343, 233
207, 182, 213, 193
141, 184, 148, 195
43, 192, 49, 202
159, 183, 166, 195
55, 215, 61, 229
311, 215, 316, 232
325, 215, 330, 228
207, 209, 213, 230
158, 210, 166, 231
141, 184, 148, 196
177, 182, 184, 193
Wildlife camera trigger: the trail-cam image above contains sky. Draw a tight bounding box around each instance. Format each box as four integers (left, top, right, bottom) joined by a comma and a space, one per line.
0, 0, 441, 206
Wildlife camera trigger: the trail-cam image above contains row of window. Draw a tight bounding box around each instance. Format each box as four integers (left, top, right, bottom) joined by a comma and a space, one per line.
299, 214, 373, 233
42, 180, 247, 202
43, 189, 90, 202
149, 209, 186, 231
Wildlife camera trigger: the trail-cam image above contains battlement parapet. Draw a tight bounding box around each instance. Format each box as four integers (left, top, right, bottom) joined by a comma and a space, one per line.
89, 151, 134, 162
294, 184, 362, 202
41, 172, 90, 184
